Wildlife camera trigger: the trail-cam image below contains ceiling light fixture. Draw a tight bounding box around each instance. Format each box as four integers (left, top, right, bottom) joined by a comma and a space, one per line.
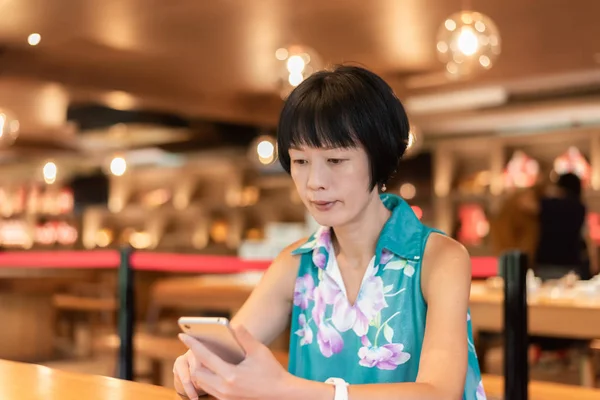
436, 10, 500, 77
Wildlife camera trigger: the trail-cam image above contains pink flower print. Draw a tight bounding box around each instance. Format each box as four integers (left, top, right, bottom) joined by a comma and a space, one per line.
311, 286, 326, 326
361, 335, 371, 347
317, 322, 344, 357
312, 251, 327, 269
476, 380, 486, 400
293, 274, 315, 310
294, 314, 313, 346
380, 249, 395, 265
311, 227, 331, 269
318, 273, 343, 305
316, 227, 331, 246
331, 265, 388, 336
358, 343, 411, 370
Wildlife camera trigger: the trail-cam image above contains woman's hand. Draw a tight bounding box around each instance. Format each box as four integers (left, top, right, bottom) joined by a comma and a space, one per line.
178, 324, 293, 400
173, 349, 206, 399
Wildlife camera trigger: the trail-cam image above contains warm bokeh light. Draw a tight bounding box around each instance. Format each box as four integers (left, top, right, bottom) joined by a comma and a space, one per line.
437, 11, 501, 77
400, 183, 417, 200
104, 91, 137, 110
0, 110, 20, 147
257, 140, 275, 159
249, 135, 277, 165
276, 44, 323, 98
411, 206, 423, 220
96, 229, 113, 248
129, 231, 152, 249
110, 156, 127, 176
43, 162, 57, 184
28, 33, 41, 46
210, 220, 229, 244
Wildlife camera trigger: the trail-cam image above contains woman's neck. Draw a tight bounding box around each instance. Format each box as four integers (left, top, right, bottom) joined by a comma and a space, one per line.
331, 193, 391, 269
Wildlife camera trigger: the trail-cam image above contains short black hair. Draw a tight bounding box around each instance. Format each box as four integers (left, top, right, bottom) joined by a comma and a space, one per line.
557, 172, 582, 198
277, 65, 410, 191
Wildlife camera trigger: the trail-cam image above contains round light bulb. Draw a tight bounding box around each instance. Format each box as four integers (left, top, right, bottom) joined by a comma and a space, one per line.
28, 33, 41, 46
248, 135, 278, 166
43, 162, 57, 184
457, 27, 479, 56
110, 156, 127, 176
286, 55, 306, 73
288, 72, 304, 87
256, 140, 274, 159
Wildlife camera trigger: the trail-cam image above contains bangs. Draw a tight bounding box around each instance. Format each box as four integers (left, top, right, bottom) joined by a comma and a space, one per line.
278, 80, 361, 151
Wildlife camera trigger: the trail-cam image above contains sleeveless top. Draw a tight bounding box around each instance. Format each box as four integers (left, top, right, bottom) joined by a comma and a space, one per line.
288, 194, 486, 400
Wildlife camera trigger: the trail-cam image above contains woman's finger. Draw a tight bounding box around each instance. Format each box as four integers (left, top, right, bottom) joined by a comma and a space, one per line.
191, 365, 226, 399
179, 334, 234, 379
188, 353, 206, 394
174, 356, 199, 400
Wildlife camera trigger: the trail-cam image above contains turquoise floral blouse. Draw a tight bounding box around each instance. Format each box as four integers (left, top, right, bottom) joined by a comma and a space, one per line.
288, 194, 486, 400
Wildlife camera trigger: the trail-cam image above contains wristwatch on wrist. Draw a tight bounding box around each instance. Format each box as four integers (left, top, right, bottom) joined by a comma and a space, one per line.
325, 377, 349, 400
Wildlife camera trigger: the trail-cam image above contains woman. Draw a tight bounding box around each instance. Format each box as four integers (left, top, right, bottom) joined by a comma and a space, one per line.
174, 66, 485, 400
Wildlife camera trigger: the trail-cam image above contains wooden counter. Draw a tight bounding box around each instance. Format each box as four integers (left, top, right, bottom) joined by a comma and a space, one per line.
1, 359, 598, 400
150, 277, 600, 340
482, 374, 600, 400
0, 359, 178, 400
470, 281, 600, 339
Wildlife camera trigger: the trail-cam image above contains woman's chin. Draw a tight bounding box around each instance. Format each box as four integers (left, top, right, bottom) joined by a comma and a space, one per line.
310, 212, 346, 228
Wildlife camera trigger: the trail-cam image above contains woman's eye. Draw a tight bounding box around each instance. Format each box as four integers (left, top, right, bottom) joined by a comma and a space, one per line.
292, 159, 307, 165
328, 159, 346, 164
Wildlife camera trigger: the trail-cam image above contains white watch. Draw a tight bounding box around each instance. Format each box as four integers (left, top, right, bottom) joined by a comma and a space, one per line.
325, 377, 349, 400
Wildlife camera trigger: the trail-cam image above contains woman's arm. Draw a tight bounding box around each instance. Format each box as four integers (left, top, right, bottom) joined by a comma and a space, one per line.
278, 233, 472, 400
229, 238, 304, 345
173, 239, 303, 399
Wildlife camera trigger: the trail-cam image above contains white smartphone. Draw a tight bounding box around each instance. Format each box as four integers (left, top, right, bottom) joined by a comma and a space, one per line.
178, 316, 246, 365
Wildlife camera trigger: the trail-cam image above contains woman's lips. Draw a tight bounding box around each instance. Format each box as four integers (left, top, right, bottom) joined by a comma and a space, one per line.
311, 200, 337, 211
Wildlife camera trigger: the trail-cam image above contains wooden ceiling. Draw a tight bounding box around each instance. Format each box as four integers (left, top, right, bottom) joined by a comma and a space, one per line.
1, 0, 600, 138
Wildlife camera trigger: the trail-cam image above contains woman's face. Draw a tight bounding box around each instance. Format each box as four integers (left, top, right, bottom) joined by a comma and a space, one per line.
289, 145, 377, 227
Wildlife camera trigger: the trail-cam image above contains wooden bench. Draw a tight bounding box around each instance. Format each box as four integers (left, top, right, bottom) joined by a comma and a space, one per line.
95, 332, 289, 386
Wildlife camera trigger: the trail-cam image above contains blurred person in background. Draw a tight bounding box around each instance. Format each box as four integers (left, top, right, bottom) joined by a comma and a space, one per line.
523, 172, 598, 363
534, 172, 597, 280
173, 65, 485, 400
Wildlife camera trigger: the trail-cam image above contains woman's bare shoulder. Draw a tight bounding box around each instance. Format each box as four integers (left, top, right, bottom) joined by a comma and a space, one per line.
423, 233, 470, 268
269, 237, 308, 273
420, 232, 471, 302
